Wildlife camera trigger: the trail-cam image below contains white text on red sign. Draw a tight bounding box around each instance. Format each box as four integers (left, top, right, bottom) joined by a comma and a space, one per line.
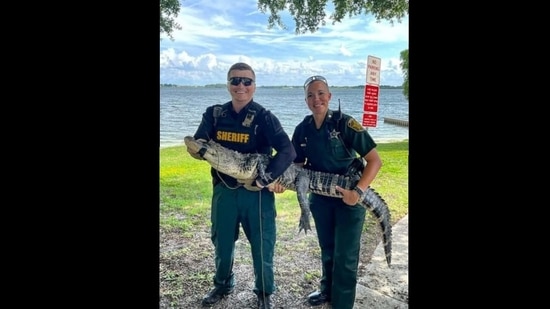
363, 85, 379, 112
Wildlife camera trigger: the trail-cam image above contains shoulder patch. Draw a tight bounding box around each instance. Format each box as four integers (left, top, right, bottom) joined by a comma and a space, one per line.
347, 118, 365, 132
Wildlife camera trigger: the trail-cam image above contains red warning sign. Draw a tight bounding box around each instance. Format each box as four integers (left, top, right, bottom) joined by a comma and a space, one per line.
362, 113, 378, 127
363, 84, 379, 112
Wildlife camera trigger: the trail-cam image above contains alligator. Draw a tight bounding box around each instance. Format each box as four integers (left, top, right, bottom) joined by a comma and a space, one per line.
184, 136, 392, 267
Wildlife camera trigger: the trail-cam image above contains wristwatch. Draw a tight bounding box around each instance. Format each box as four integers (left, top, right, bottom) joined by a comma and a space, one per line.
353, 186, 364, 200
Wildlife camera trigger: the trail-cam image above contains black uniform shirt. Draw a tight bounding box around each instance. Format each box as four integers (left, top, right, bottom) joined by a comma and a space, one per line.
194, 100, 296, 185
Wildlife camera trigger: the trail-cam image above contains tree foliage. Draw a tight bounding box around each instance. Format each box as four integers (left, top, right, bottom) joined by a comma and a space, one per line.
400, 49, 409, 101
257, 0, 409, 34
256, 1, 409, 97
160, 0, 182, 40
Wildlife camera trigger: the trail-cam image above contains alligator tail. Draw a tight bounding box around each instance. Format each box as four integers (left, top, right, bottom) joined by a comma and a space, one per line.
362, 187, 392, 267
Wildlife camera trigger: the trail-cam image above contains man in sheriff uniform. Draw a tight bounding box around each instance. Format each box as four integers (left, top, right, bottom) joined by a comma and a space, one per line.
187, 62, 296, 309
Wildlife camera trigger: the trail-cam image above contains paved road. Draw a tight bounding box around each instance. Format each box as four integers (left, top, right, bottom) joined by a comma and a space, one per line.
354, 214, 409, 308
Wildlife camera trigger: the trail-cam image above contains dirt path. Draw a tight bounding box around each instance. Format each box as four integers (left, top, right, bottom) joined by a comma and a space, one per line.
160, 213, 386, 308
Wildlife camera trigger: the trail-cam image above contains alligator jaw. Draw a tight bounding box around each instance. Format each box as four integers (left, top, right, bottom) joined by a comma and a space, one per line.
183, 137, 263, 181
184, 136, 201, 153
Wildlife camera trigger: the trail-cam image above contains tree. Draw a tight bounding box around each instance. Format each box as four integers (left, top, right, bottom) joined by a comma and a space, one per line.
257, 0, 408, 34
160, 0, 182, 40
256, 1, 409, 99
399, 49, 409, 101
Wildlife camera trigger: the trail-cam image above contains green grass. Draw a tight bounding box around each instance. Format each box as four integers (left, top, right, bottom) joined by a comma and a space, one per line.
160, 140, 408, 307
160, 140, 408, 232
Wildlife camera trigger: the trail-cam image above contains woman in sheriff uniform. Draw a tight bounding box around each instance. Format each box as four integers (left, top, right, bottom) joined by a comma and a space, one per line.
187, 62, 296, 309
291, 75, 382, 309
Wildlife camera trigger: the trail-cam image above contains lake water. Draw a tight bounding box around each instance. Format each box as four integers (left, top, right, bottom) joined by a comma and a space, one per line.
160, 87, 409, 148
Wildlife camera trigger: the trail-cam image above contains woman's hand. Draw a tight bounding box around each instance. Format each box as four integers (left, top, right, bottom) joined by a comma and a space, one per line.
335, 185, 361, 206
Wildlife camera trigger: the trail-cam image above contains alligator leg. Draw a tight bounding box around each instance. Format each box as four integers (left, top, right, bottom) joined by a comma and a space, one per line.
295, 169, 312, 234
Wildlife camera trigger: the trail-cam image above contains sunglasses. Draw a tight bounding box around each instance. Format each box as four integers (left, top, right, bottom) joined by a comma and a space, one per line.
228, 77, 254, 86
304, 75, 328, 89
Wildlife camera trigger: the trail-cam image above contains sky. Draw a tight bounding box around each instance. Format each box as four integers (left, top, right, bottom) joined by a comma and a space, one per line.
160, 0, 409, 87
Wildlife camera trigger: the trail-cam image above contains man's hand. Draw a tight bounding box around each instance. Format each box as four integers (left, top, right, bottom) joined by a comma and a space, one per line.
187, 149, 204, 160
186, 139, 207, 160
267, 183, 286, 193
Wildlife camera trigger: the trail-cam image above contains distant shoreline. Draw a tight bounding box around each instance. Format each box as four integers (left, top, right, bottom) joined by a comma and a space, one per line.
160, 84, 403, 89
160, 138, 409, 149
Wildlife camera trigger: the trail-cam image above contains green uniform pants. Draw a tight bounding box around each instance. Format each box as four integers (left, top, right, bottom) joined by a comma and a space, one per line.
310, 194, 366, 309
210, 182, 277, 296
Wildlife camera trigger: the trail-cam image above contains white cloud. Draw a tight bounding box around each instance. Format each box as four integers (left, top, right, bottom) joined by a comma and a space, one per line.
160, 0, 408, 86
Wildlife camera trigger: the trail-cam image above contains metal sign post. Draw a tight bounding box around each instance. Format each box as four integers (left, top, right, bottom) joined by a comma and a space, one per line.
363, 55, 381, 128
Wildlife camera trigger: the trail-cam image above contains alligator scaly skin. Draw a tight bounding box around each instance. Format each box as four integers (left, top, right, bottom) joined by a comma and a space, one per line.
184, 136, 392, 266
